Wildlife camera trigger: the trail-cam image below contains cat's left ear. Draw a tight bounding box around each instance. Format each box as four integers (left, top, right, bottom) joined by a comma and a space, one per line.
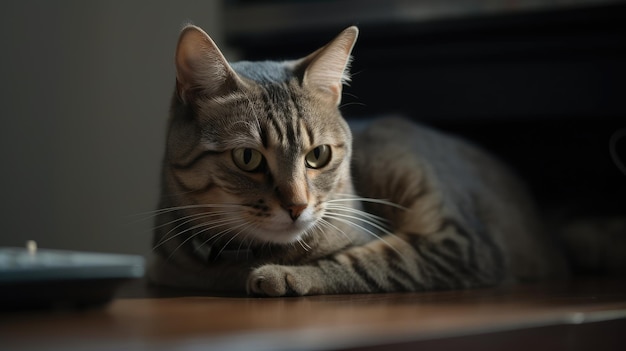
297, 26, 359, 106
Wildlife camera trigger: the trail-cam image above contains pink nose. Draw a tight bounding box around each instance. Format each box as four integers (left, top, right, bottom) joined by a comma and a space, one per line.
284, 203, 307, 221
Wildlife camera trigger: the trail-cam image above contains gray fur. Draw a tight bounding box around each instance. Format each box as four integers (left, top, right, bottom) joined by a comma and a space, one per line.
148, 25, 568, 296
232, 61, 293, 84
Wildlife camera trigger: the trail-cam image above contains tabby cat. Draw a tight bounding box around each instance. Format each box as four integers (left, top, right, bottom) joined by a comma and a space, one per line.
148, 25, 568, 296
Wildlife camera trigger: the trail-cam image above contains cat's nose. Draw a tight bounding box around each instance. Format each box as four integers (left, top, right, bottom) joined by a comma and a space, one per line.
284, 203, 307, 221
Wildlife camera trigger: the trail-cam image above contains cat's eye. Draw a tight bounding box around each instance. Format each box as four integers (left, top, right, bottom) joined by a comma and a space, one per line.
232, 148, 264, 172
305, 145, 331, 169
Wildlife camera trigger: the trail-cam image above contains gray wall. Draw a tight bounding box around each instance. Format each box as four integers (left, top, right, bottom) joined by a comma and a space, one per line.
0, 1, 223, 256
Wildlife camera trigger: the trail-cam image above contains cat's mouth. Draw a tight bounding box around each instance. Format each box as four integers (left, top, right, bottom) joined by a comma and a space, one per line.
251, 213, 317, 244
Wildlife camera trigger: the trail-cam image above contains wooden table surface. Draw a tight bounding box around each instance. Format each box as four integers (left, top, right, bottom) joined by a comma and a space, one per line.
2, 278, 626, 351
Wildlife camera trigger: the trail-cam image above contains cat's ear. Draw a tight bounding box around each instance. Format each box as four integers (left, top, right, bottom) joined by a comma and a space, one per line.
298, 26, 359, 105
175, 25, 240, 103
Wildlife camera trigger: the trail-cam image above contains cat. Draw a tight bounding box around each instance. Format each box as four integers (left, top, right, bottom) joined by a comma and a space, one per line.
147, 25, 569, 296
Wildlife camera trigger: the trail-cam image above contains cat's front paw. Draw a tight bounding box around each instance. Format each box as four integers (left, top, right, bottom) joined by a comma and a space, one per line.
247, 265, 313, 297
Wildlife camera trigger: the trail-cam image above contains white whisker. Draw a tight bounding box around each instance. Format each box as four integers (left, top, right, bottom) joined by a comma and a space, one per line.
166, 217, 247, 261
235, 231, 255, 260
212, 222, 255, 259
150, 210, 232, 235
155, 216, 243, 251
128, 203, 245, 220
318, 218, 351, 242
297, 237, 311, 251
325, 204, 390, 227
152, 213, 214, 248
327, 196, 407, 210
326, 202, 392, 229
324, 214, 403, 257
323, 213, 386, 239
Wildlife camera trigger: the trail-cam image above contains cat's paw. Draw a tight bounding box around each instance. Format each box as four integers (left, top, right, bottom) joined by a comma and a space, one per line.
247, 265, 313, 297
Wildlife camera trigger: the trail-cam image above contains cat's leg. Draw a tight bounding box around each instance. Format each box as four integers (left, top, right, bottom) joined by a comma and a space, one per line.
247, 221, 506, 296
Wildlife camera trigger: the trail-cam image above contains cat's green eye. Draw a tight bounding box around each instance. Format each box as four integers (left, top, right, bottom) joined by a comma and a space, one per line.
232, 148, 264, 172
305, 145, 331, 169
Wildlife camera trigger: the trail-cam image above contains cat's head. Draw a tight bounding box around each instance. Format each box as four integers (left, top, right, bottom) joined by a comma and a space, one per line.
162, 25, 359, 245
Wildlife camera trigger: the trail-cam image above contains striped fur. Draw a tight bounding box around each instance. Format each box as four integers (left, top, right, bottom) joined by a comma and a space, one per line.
148, 25, 568, 296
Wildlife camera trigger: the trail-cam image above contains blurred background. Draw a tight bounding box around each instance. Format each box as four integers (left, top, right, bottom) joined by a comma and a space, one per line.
0, 1, 223, 256
1, 0, 624, 257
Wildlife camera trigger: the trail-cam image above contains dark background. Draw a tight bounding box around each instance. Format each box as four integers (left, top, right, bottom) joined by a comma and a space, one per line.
0, 1, 223, 255
2, 1, 621, 257
225, 1, 626, 217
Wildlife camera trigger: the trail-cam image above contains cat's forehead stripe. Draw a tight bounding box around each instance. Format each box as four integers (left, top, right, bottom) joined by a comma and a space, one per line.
283, 82, 306, 146
259, 122, 269, 149
259, 88, 285, 145
301, 118, 315, 146
287, 84, 305, 120
259, 83, 307, 149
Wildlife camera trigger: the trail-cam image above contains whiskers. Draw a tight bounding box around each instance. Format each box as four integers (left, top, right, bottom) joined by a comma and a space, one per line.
130, 203, 254, 261
296, 236, 313, 252
327, 194, 407, 210
130, 195, 407, 261
322, 196, 408, 256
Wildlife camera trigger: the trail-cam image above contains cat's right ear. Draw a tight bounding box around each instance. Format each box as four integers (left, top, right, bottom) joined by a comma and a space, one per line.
175, 25, 240, 103
297, 26, 359, 106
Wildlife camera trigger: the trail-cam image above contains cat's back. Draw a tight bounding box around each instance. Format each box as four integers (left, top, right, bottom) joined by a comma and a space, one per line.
350, 117, 512, 208
351, 117, 568, 282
